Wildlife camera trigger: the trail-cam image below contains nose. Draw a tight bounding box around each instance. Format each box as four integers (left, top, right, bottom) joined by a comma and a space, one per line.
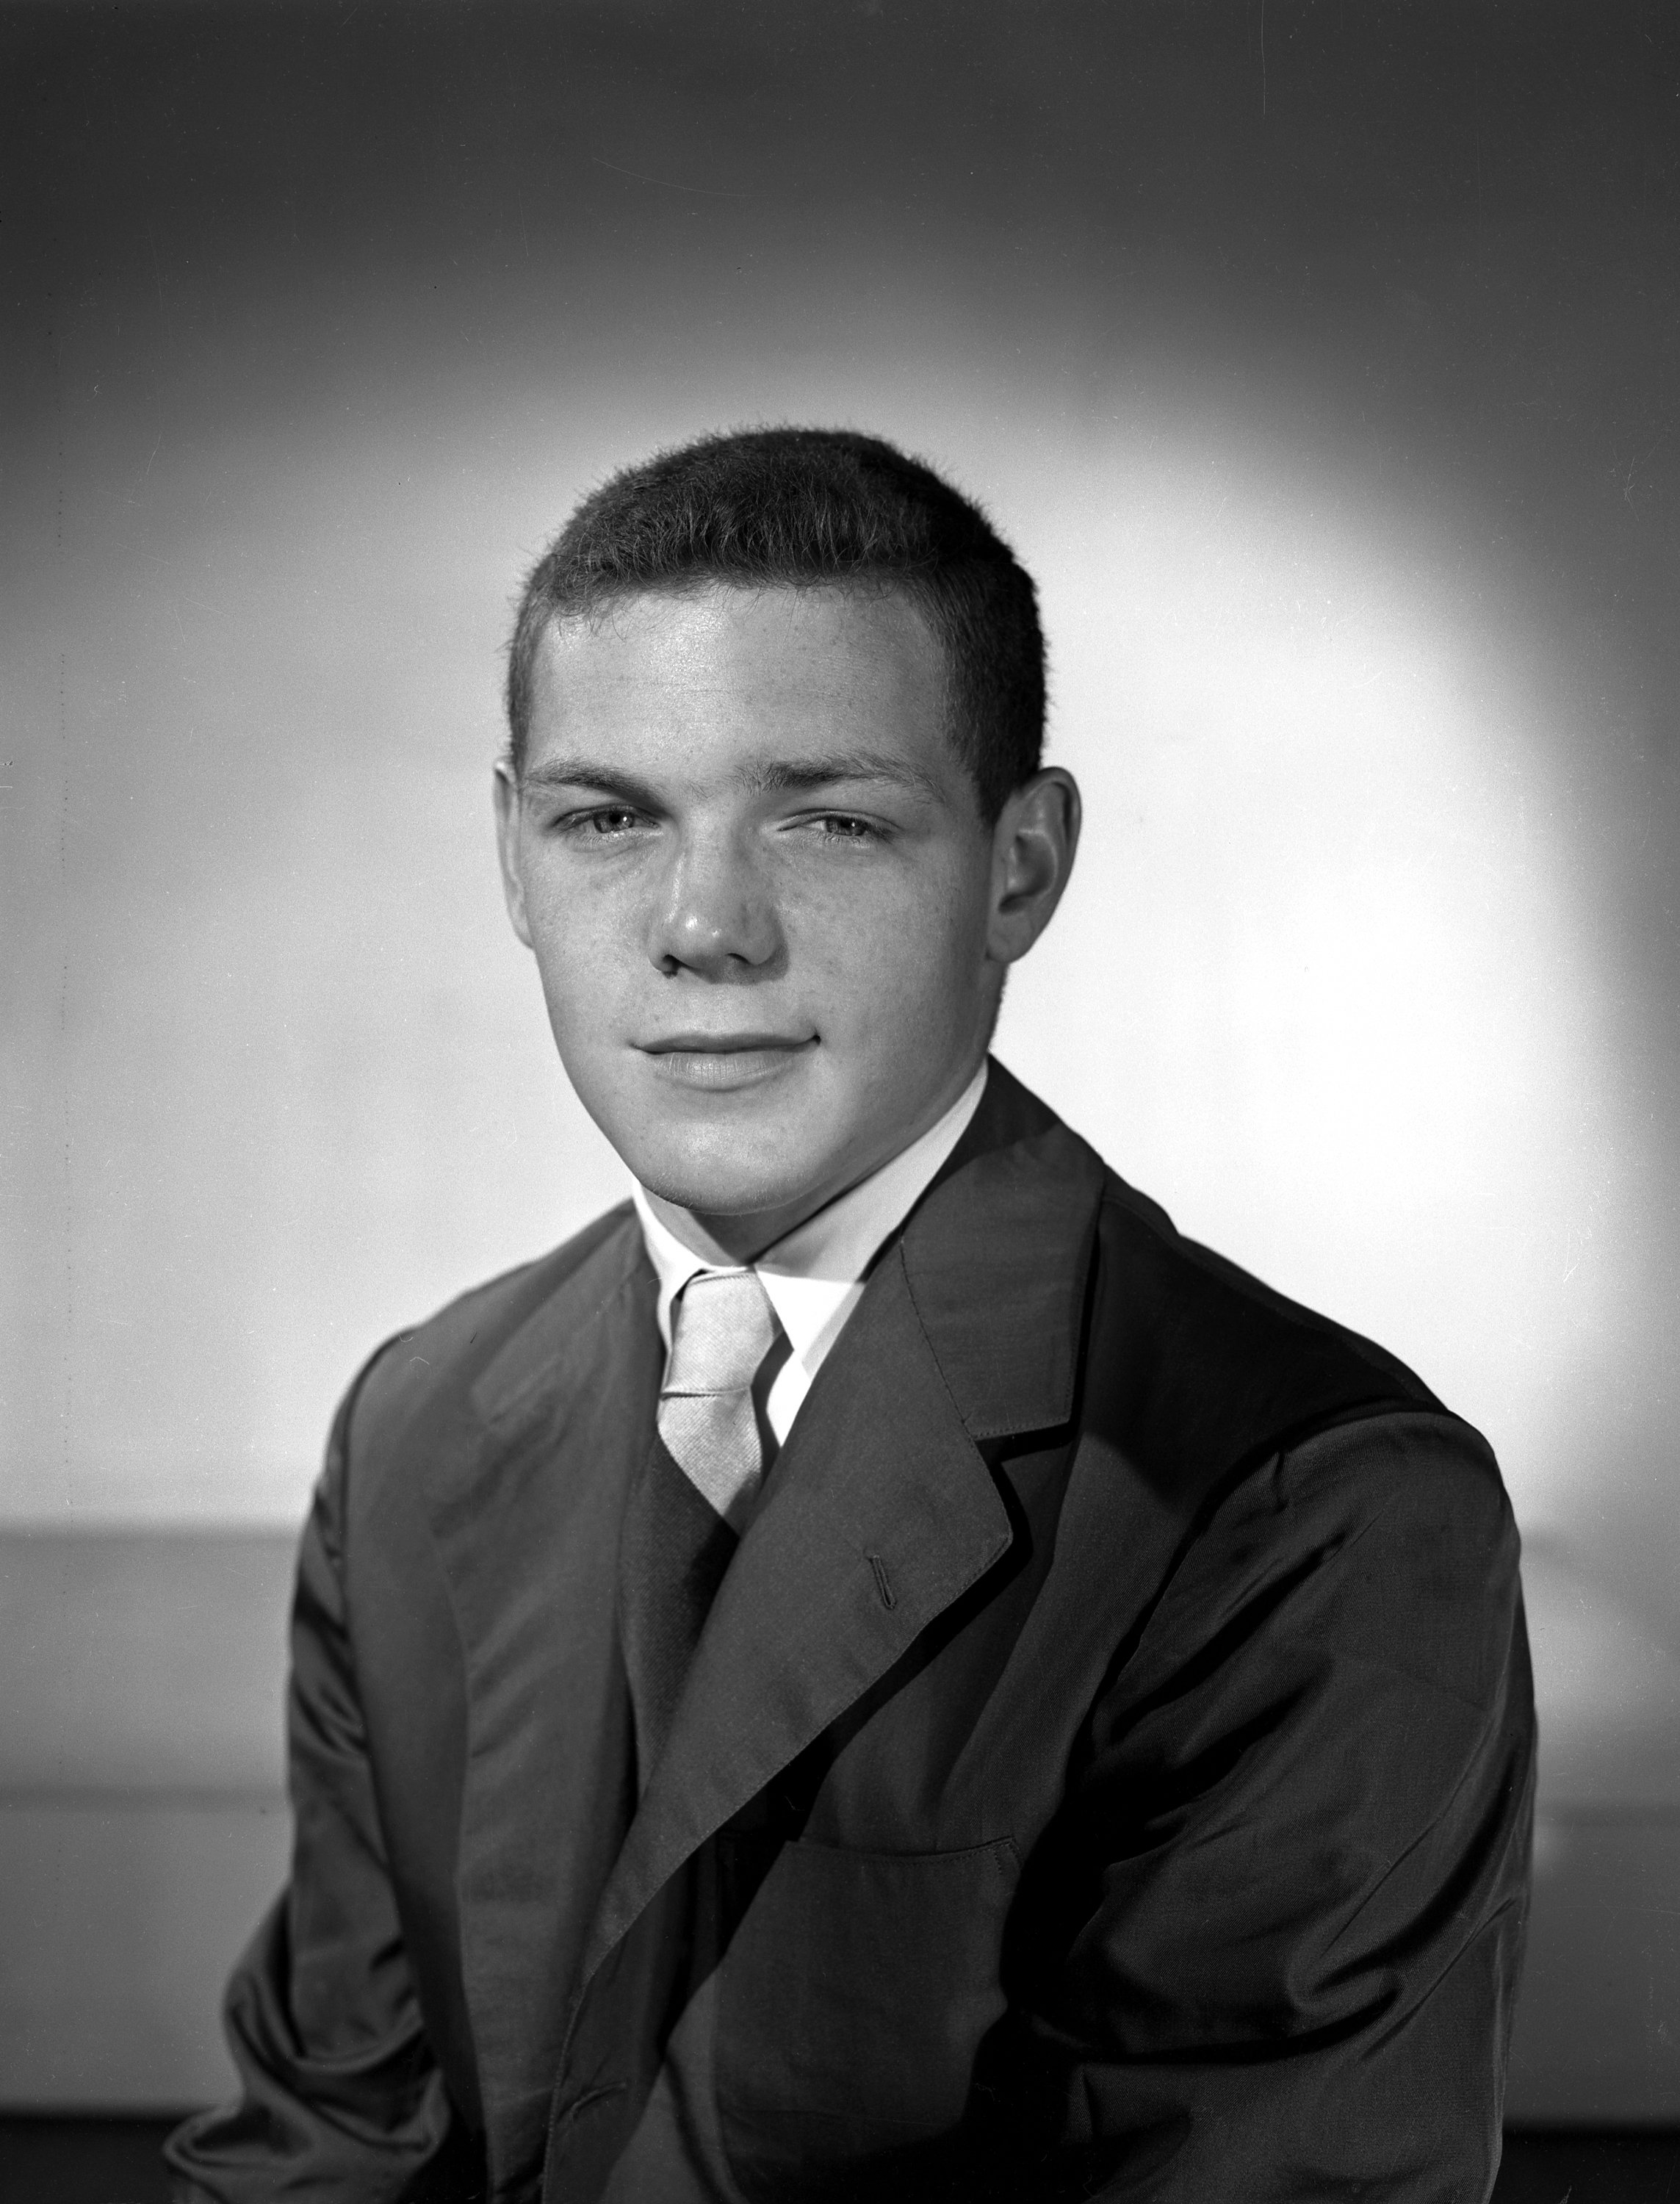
646, 824, 783, 979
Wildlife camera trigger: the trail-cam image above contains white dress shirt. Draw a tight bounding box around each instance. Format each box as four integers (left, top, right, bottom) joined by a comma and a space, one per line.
632, 1061, 989, 1448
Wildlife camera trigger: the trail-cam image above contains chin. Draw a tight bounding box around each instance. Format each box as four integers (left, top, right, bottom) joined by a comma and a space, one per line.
638, 1161, 807, 1222
630, 1127, 825, 1222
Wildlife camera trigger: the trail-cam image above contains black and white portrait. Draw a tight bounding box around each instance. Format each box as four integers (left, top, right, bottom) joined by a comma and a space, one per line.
4, 7, 1676, 2200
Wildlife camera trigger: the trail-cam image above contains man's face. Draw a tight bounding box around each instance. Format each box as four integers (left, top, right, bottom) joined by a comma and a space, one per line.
496, 583, 1072, 1252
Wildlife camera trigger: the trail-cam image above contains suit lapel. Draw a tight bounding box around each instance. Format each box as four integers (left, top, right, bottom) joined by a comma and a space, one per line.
580, 1246, 1011, 1978
901, 1061, 1108, 1439
575, 1059, 1108, 1987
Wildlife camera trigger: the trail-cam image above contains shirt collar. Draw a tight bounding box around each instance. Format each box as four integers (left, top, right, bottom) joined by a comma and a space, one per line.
632, 1061, 989, 1366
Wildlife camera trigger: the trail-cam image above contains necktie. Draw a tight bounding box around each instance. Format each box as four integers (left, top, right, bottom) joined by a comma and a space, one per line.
619, 1269, 779, 1787
658, 1268, 779, 1530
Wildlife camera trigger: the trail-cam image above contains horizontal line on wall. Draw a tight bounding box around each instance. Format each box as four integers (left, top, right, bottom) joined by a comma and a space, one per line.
0, 1787, 288, 1812
0, 1522, 303, 1543
1535, 1801, 1680, 1827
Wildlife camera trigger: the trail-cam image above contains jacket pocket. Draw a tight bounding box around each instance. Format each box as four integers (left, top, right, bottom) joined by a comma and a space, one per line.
713, 1832, 1020, 2192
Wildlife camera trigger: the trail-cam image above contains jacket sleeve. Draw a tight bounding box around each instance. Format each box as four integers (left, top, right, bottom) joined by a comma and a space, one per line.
165, 1369, 482, 2204
989, 1411, 1535, 2204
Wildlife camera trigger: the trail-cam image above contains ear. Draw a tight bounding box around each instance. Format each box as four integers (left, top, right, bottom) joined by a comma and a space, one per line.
493, 761, 536, 950
985, 767, 1082, 967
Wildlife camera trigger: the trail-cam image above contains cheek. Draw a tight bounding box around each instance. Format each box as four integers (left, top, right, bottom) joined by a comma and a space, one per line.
791, 858, 984, 1036
522, 881, 628, 1038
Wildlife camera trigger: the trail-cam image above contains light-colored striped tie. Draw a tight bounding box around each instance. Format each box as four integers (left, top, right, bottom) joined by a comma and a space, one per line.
658, 1270, 779, 1532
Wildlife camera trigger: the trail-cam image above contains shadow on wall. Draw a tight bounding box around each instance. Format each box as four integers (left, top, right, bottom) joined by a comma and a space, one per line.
0, 1528, 1676, 2117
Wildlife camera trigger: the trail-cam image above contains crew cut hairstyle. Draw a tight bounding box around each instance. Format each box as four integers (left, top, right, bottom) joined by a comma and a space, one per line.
505, 426, 1045, 823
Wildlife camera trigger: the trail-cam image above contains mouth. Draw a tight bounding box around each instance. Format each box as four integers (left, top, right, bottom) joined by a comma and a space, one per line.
637, 1033, 818, 1092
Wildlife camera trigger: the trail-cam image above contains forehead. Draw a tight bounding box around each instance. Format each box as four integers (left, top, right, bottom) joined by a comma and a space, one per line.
527, 584, 952, 775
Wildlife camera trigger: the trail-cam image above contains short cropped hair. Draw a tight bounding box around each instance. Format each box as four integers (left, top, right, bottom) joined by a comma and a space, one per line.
505, 427, 1045, 822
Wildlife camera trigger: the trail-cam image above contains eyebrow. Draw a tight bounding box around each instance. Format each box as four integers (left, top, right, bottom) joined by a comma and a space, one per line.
746, 751, 941, 801
519, 759, 661, 807
519, 752, 942, 804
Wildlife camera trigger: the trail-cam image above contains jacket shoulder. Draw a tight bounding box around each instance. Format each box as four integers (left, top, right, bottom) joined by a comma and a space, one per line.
1089, 1169, 1488, 1513
339, 1200, 641, 1457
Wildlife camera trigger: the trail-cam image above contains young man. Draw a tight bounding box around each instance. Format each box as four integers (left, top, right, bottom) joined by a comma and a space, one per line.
168, 430, 1534, 2204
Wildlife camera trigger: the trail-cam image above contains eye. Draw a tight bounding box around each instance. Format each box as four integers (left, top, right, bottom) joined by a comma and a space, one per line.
812, 814, 880, 843
560, 805, 646, 839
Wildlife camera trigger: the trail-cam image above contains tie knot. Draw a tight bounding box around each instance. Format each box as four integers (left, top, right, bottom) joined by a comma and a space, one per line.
664, 1269, 777, 1398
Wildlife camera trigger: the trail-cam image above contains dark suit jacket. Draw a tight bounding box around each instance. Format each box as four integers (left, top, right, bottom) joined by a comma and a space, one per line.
167, 1064, 1534, 2204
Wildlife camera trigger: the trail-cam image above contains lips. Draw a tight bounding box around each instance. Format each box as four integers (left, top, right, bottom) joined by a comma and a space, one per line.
641, 1032, 812, 1055
638, 1032, 816, 1091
